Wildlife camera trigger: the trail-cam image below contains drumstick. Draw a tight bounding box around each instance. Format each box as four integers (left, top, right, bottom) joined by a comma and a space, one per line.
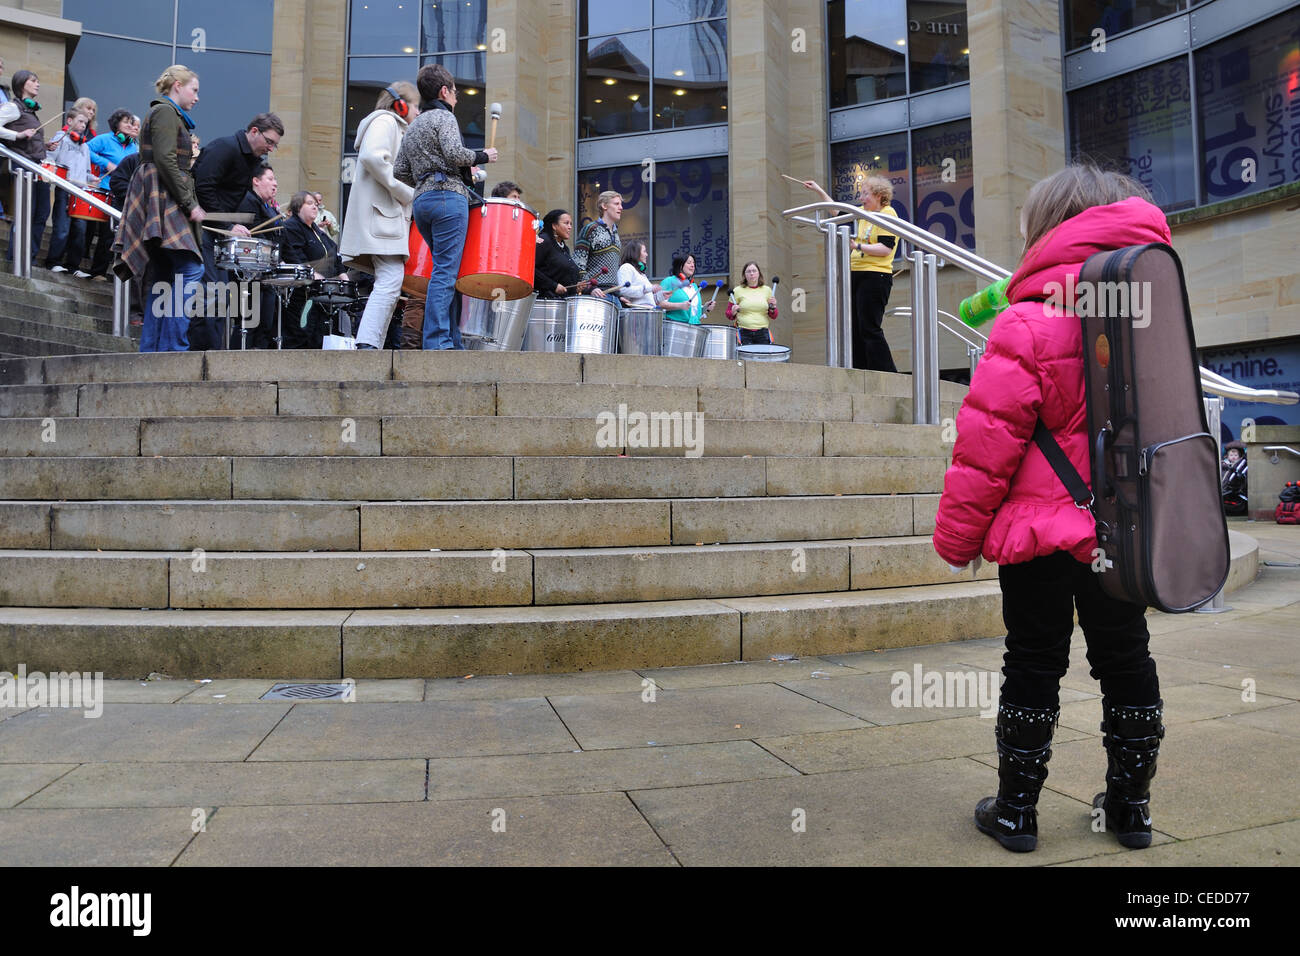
249, 211, 288, 235
202, 225, 241, 238
707, 280, 722, 306
489, 102, 502, 150
37, 112, 67, 133
781, 173, 811, 186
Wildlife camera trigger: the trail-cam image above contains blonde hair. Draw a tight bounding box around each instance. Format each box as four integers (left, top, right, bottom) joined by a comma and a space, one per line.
1021, 164, 1152, 260
376, 80, 417, 114
864, 175, 893, 203
597, 190, 622, 213
155, 65, 198, 96
72, 97, 97, 118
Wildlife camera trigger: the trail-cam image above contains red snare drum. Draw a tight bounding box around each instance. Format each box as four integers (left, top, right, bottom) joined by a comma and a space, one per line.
40, 162, 69, 183
68, 186, 112, 223
402, 223, 432, 297
456, 198, 538, 300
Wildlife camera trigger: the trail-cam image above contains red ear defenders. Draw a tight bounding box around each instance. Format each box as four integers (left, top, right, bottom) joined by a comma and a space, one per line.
385, 86, 409, 118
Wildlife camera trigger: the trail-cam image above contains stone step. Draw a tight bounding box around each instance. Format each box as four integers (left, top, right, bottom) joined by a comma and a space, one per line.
0, 494, 942, 551
0, 332, 104, 358
0, 287, 119, 327
0, 299, 124, 338
0, 271, 116, 310
0, 351, 203, 386
0, 581, 1004, 677
0, 313, 135, 353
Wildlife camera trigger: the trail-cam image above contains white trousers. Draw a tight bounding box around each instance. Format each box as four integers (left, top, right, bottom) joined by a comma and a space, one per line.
354, 254, 405, 348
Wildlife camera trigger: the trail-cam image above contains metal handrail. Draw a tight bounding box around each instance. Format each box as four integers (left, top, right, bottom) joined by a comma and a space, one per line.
1, 142, 120, 221
891, 306, 988, 351
1262, 446, 1300, 461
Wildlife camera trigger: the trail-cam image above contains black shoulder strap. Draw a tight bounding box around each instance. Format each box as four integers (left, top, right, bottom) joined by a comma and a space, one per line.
1032, 419, 1093, 509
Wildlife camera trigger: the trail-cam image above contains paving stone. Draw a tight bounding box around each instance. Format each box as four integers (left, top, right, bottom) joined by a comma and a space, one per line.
764, 456, 948, 495
0, 807, 206, 865
1202, 667, 1300, 702
100, 680, 208, 703
393, 349, 583, 384
670, 495, 912, 545
548, 683, 867, 750
1058, 682, 1291, 734
628, 759, 1118, 866
23, 759, 426, 808
0, 416, 138, 457
248, 699, 577, 760
277, 381, 495, 417
77, 381, 278, 417
361, 499, 671, 550
514, 456, 766, 500
232, 456, 513, 501
0, 457, 232, 500
638, 656, 858, 690
51, 501, 360, 551
426, 740, 799, 801
425, 671, 645, 701
0, 384, 78, 417
141, 416, 381, 457
1217, 702, 1299, 737
0, 550, 170, 608
582, 354, 744, 389
180, 679, 424, 703
1056, 820, 1299, 867
0, 503, 49, 548
0, 764, 78, 808
779, 666, 1002, 725
0, 703, 289, 762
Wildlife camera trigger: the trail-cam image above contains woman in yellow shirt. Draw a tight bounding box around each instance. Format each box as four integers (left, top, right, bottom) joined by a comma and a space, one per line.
726, 261, 776, 345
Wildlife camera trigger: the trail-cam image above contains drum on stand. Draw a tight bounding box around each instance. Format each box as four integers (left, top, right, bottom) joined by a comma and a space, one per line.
216, 237, 280, 275
700, 324, 739, 360
461, 292, 536, 351
259, 264, 315, 350
565, 295, 619, 354
457, 198, 538, 300
402, 223, 431, 297
310, 279, 365, 340
523, 299, 568, 352
737, 343, 791, 363
617, 308, 663, 356
660, 319, 709, 358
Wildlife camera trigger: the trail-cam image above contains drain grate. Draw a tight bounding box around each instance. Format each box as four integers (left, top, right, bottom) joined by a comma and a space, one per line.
261, 682, 352, 701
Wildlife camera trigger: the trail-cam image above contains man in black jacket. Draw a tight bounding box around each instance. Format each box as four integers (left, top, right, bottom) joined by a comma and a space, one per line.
231, 163, 280, 348
190, 112, 284, 348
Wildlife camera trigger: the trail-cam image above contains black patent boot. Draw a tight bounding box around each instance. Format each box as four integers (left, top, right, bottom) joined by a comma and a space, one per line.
1093, 698, 1164, 849
974, 702, 1059, 853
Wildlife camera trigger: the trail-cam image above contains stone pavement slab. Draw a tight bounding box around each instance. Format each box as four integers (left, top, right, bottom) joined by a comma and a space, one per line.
0, 807, 207, 866
22, 759, 426, 808
424, 670, 645, 700
1217, 702, 1299, 737
0, 763, 77, 807
548, 683, 868, 750
757, 715, 1093, 775
0, 704, 289, 763
1058, 682, 1291, 734
174, 794, 676, 866
247, 699, 577, 761
99, 680, 209, 703
628, 758, 1141, 867
637, 656, 857, 689
1201, 667, 1300, 701
1057, 820, 1299, 867
426, 741, 799, 801
823, 637, 1012, 674
178, 679, 425, 703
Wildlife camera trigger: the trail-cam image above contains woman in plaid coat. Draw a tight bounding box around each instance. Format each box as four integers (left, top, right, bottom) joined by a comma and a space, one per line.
113, 65, 206, 352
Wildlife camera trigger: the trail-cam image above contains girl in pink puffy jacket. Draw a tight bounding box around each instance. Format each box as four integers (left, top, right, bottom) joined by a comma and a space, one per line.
933, 166, 1165, 854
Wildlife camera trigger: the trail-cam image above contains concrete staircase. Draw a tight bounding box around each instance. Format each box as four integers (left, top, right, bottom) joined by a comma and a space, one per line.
0, 349, 1005, 678
0, 271, 138, 357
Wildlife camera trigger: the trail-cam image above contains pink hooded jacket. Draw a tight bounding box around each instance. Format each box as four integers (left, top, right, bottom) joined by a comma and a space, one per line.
932, 197, 1172, 568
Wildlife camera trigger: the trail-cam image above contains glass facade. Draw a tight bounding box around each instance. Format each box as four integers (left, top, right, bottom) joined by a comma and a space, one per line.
828, 0, 968, 106
63, 0, 274, 141
1065, 0, 1188, 52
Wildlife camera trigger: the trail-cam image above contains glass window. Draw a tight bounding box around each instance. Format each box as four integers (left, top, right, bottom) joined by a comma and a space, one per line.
186, 51, 274, 143
1069, 58, 1196, 211
578, 165, 652, 263
912, 119, 974, 250
653, 157, 728, 277
1196, 8, 1300, 203
654, 0, 727, 24
828, 0, 908, 107
907, 0, 969, 93
831, 130, 912, 226
580, 33, 652, 138
581, 0, 651, 36
177, 0, 273, 53
65, 35, 174, 125
422, 0, 488, 53
653, 21, 727, 129
347, 57, 418, 144
349, 0, 421, 55
421, 53, 487, 147
63, 0, 176, 44
1065, 0, 1187, 52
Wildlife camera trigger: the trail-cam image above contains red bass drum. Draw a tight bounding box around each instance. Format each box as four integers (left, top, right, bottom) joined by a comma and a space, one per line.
457, 198, 537, 301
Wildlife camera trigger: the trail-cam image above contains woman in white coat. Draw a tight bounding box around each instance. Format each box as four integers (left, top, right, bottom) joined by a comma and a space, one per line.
340, 81, 419, 350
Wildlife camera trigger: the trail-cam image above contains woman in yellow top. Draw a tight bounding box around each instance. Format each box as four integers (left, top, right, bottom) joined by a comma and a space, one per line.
802, 176, 899, 371
726, 261, 776, 345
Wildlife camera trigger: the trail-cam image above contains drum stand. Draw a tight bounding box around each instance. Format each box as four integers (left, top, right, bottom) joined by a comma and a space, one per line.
229, 265, 272, 351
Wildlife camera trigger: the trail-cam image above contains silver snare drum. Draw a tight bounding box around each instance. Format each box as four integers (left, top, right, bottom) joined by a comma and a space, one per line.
523, 299, 568, 352
700, 324, 739, 360
215, 237, 279, 276
737, 343, 791, 363
259, 263, 316, 288
565, 295, 619, 354
461, 292, 536, 351
617, 308, 663, 356
660, 319, 709, 358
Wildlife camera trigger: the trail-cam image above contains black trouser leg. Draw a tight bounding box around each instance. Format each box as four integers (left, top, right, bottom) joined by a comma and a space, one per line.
850, 270, 896, 372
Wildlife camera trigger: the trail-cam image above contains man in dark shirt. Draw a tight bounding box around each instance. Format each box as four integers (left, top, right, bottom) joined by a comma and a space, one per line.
190, 112, 284, 348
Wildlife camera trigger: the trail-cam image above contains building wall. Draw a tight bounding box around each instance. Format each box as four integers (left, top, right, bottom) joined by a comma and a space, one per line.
0, 3, 78, 114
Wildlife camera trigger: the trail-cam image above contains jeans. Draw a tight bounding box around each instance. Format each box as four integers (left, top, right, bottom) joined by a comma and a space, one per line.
997, 551, 1160, 709
738, 327, 772, 346
413, 188, 467, 350
141, 248, 203, 352
354, 254, 405, 349
850, 270, 897, 373
44, 190, 72, 266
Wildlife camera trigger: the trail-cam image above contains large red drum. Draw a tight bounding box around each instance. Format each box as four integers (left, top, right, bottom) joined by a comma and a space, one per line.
402, 223, 432, 297
68, 186, 111, 223
457, 198, 537, 300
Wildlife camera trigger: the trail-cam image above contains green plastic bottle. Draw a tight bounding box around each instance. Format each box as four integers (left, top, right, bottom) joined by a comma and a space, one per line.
958, 276, 1011, 329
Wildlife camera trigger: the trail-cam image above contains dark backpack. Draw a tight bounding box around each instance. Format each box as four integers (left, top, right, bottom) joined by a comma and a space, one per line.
1033, 243, 1229, 613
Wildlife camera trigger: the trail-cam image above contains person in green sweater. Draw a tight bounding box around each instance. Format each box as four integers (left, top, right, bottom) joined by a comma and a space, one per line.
657, 251, 715, 325
726, 261, 776, 345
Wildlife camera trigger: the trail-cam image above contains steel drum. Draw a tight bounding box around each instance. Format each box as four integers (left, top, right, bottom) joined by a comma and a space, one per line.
617, 308, 663, 356
402, 223, 431, 297
216, 237, 280, 275
259, 263, 314, 288
701, 324, 739, 360
457, 198, 538, 300
523, 299, 568, 352
660, 319, 709, 359
737, 343, 791, 363
565, 295, 619, 354
461, 292, 536, 351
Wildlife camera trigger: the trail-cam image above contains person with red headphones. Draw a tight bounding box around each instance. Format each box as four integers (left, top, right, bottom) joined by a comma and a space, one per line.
342, 80, 420, 350
44, 109, 95, 275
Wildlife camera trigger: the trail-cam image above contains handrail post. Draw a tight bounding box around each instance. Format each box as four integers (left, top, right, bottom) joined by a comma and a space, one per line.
825, 222, 841, 368
837, 224, 853, 370
12, 171, 31, 278
910, 250, 926, 424
112, 274, 131, 339
923, 253, 941, 424
1197, 395, 1230, 613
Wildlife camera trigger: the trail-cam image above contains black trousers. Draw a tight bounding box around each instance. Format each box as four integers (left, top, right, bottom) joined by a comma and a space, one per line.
738, 327, 772, 345
998, 551, 1160, 709
850, 270, 897, 372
